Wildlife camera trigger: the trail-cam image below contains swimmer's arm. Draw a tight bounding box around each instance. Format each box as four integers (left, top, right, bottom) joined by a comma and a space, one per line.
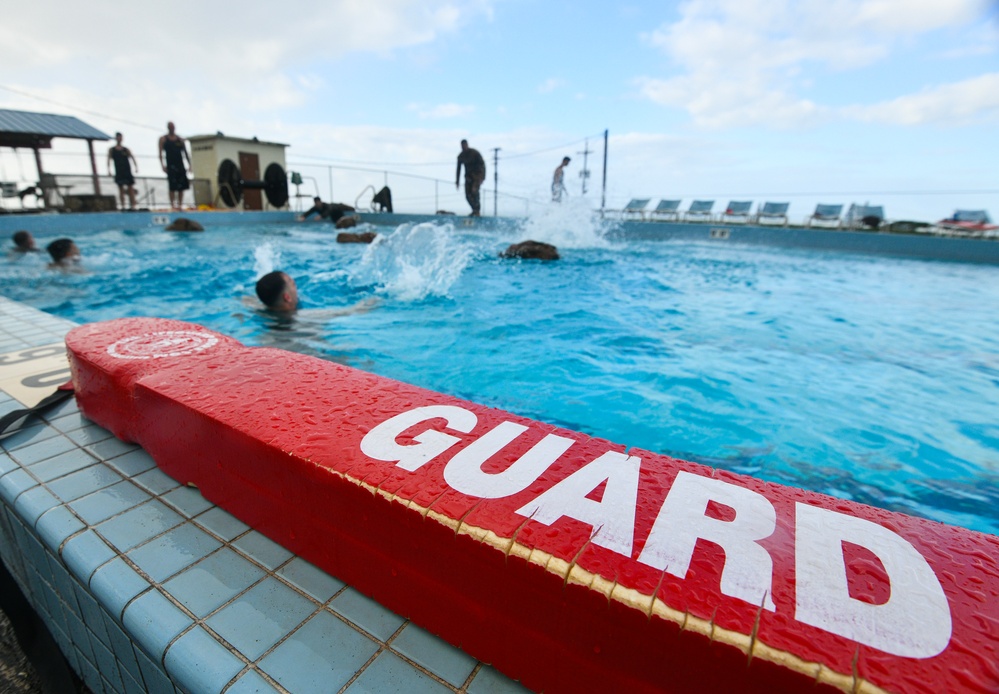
300, 297, 379, 320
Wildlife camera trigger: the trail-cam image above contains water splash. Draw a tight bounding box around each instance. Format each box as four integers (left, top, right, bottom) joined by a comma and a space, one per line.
350, 222, 474, 301
514, 198, 612, 249
252, 242, 280, 278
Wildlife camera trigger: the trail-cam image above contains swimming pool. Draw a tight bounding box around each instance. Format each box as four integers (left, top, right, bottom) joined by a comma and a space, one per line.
3, 207, 997, 536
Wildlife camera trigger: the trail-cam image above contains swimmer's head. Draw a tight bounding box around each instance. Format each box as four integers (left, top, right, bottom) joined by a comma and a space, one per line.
46, 238, 80, 265
12, 230, 36, 252
255, 271, 298, 312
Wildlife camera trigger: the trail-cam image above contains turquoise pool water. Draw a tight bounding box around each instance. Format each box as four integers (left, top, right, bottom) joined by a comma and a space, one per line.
3, 208, 997, 535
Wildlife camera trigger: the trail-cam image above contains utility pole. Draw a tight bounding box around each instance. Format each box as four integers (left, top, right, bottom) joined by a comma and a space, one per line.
601, 129, 608, 213
577, 139, 592, 196
492, 147, 500, 217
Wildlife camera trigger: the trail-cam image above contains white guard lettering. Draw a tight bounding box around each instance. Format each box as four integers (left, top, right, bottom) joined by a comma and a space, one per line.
794, 503, 952, 658
638, 471, 777, 611
516, 451, 641, 557
360, 405, 477, 471
444, 421, 575, 498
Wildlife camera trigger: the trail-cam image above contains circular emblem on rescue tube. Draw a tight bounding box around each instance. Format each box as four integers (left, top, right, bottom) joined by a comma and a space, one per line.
106, 330, 220, 360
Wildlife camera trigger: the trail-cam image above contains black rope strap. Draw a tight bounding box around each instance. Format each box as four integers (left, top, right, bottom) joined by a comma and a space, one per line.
0, 383, 75, 438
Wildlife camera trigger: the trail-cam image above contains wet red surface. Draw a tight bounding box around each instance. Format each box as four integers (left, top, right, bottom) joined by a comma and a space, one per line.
66, 318, 999, 693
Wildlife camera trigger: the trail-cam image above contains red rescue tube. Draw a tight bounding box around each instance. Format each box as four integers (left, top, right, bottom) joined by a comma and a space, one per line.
65, 318, 999, 693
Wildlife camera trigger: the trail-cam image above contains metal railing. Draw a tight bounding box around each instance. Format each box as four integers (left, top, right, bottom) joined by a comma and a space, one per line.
0, 174, 213, 212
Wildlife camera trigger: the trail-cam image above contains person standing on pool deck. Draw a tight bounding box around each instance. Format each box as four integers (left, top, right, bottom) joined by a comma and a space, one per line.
552, 156, 571, 202
107, 132, 139, 210
159, 122, 191, 210
456, 140, 486, 217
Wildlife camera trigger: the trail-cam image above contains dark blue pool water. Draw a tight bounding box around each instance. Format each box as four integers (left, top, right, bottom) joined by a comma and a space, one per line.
3, 208, 997, 535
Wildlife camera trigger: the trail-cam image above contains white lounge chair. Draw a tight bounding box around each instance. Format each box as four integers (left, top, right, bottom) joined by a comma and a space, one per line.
649, 199, 681, 221
683, 200, 714, 222
806, 203, 843, 228
615, 198, 651, 220
755, 202, 790, 226
719, 201, 753, 224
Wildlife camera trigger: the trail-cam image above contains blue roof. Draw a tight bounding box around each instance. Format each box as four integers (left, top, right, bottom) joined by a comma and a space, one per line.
952, 209, 991, 224
0, 109, 110, 140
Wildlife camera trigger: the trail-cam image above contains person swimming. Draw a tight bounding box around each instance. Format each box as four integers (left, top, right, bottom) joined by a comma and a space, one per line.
255, 271, 298, 312
246, 270, 378, 354
11, 231, 38, 253
46, 238, 83, 272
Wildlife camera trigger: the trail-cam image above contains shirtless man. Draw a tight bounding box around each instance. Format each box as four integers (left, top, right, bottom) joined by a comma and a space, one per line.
158, 122, 191, 210
552, 156, 571, 202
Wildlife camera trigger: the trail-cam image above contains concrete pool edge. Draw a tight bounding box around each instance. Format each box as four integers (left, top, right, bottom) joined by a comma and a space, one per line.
0, 296, 527, 694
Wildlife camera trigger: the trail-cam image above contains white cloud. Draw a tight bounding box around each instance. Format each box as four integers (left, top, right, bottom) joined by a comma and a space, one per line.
841, 72, 999, 125
407, 103, 477, 119
537, 78, 565, 94
0, 0, 495, 128
637, 0, 993, 128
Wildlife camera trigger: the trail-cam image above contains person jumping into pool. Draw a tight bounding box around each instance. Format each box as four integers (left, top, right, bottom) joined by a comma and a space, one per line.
158, 122, 191, 210
46, 238, 83, 271
107, 132, 139, 210
298, 196, 355, 224
255, 271, 299, 312
552, 156, 571, 202
456, 139, 486, 217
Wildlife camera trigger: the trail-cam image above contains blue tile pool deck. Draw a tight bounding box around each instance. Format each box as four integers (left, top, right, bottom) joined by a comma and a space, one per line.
0, 296, 528, 693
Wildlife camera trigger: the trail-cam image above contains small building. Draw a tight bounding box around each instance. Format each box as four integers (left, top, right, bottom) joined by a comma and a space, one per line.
189, 133, 289, 210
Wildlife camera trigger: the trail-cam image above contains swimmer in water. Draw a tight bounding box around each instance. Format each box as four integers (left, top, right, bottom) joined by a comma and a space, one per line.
46, 238, 84, 272
255, 271, 299, 312
245, 270, 379, 358
11, 231, 38, 253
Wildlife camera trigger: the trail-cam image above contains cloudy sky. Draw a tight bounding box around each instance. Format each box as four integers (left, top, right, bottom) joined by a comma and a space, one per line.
1, 0, 996, 220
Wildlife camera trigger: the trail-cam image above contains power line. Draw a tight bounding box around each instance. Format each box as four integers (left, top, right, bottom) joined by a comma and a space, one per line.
502, 133, 605, 160
291, 153, 455, 167
0, 84, 160, 132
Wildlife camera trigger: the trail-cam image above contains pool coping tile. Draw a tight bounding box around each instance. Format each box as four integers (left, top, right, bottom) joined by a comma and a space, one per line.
345, 650, 452, 694
392, 623, 477, 688
164, 626, 246, 694
330, 587, 406, 642
205, 577, 317, 662
257, 609, 379, 693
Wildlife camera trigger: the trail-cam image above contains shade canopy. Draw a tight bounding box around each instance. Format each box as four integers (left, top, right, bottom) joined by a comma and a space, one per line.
0, 108, 111, 149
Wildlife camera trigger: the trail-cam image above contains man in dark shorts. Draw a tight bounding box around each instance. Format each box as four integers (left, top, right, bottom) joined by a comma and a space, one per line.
158, 122, 191, 210
107, 132, 139, 210
456, 139, 486, 216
